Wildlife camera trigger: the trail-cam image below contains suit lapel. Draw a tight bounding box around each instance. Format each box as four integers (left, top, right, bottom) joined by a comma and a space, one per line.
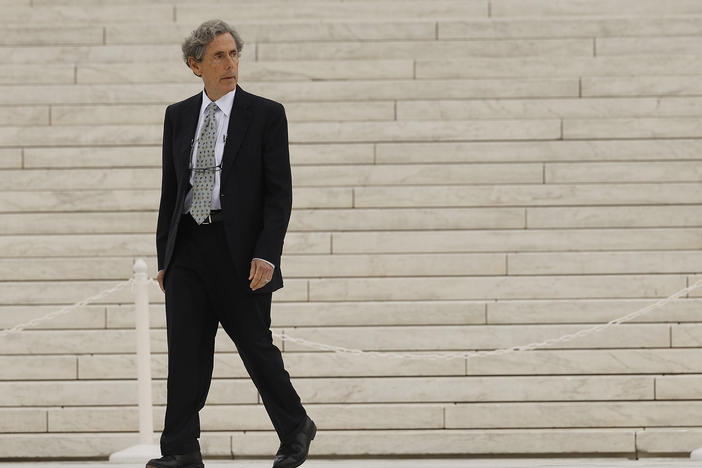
177, 92, 203, 178
221, 84, 253, 186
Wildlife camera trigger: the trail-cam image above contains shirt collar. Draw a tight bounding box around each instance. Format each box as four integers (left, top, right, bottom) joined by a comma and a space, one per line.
200, 87, 236, 118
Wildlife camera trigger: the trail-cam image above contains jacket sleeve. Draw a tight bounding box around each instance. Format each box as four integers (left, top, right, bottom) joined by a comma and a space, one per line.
253, 102, 293, 269
156, 105, 176, 271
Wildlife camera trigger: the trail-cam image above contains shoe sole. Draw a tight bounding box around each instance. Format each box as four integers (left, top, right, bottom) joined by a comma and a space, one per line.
146, 464, 203, 468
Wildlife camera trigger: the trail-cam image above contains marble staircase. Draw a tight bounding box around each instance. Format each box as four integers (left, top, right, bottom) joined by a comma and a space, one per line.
1, 0, 702, 461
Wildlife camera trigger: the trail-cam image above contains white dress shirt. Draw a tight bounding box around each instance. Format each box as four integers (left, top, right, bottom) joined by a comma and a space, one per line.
183, 88, 234, 213
183, 88, 274, 270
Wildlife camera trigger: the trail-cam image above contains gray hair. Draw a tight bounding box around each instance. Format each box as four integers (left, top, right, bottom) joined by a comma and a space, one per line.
181, 19, 244, 68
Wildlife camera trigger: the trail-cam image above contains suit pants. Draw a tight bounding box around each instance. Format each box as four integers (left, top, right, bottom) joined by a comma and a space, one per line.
159, 213, 308, 456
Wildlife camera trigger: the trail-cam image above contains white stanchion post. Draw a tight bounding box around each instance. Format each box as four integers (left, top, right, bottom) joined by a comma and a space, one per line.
134, 258, 154, 444
109, 258, 161, 463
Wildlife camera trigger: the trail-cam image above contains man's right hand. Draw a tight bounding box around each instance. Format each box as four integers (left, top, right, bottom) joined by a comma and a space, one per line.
157, 269, 165, 293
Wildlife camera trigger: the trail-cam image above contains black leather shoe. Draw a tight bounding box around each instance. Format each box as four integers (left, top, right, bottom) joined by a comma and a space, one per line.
272, 416, 316, 468
146, 450, 204, 468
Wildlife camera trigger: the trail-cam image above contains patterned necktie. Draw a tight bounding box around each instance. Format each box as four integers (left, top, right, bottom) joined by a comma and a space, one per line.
190, 101, 218, 224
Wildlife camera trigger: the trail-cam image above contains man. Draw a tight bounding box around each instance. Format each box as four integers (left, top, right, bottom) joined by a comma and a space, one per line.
149, 19, 316, 468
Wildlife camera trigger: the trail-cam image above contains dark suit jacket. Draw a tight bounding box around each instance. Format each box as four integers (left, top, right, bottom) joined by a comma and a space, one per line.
156, 84, 292, 293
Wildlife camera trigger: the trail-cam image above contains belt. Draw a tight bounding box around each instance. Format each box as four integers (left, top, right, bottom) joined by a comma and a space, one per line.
195, 210, 224, 224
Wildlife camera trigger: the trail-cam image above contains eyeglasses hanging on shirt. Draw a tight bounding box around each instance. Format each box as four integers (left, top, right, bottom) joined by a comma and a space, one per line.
188, 134, 228, 173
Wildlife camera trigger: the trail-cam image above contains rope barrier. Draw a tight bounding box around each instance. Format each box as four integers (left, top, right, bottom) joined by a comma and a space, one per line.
2, 275, 701, 361
271, 277, 702, 361
0, 279, 135, 337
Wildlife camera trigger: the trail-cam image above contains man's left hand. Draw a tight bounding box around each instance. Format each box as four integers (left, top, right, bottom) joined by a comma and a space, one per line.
249, 258, 274, 290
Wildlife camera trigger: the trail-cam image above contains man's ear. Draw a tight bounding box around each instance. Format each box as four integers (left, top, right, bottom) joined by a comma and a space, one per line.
187, 56, 202, 77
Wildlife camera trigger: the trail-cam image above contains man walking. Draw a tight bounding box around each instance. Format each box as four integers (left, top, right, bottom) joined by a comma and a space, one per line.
149, 19, 316, 468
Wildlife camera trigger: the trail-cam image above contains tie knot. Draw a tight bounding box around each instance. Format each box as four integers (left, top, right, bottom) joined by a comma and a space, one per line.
206, 102, 217, 117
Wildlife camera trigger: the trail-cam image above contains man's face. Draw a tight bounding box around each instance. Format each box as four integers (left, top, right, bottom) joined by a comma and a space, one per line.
188, 32, 239, 101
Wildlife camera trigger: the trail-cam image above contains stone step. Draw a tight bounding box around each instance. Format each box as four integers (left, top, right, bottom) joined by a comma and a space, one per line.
583, 75, 702, 97
0, 408, 46, 433
0, 425, 684, 458
281, 323, 673, 352
2, 5, 173, 23
0, 356, 77, 380
0, 375, 657, 406
9, 97, 702, 128
0, 428, 660, 458
0, 304, 107, 329
20, 143, 375, 168
507, 250, 702, 275
0, 324, 680, 356
0, 64, 75, 85
0, 278, 307, 305
543, 161, 702, 183
0, 78, 578, 105
658, 375, 702, 400
1, 227, 695, 258
47, 403, 446, 432
0, 207, 526, 234
3, 250, 702, 281
0, 379, 258, 406
0, 232, 329, 257
174, 1, 485, 22
0, 300, 486, 330
256, 38, 593, 61
563, 117, 702, 139
9, 55, 702, 86
3, 347, 700, 381
4, 352, 456, 381
491, 0, 702, 17
351, 183, 702, 207
0, 163, 545, 190
330, 228, 702, 253
0, 188, 351, 211
0, 433, 158, 459
486, 299, 698, 324
46, 404, 435, 434
598, 36, 702, 56
0, 44, 252, 65
1, 2, 482, 25
4, 295, 698, 332
10, 100, 702, 132
0, 253, 507, 280
672, 324, 702, 347
234, 427, 685, 457
1, 401, 697, 433
111, 20, 435, 44
417, 55, 702, 78
74, 60, 413, 84
307, 274, 686, 301
239, 426, 702, 457
396, 97, 702, 120
1, 22, 435, 46
527, 206, 702, 228
0, 329, 280, 355
0, 26, 103, 46
0, 148, 21, 168
439, 17, 702, 40
2, 101, 395, 126
375, 139, 702, 163
0, 119, 564, 146
18, 139, 702, 170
